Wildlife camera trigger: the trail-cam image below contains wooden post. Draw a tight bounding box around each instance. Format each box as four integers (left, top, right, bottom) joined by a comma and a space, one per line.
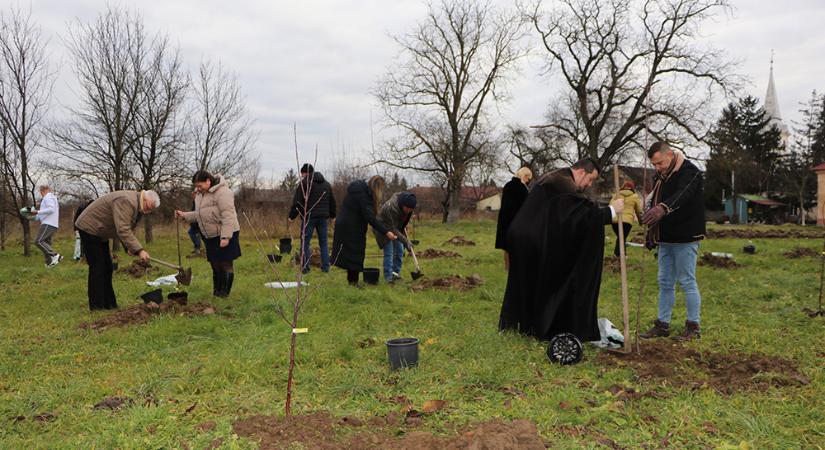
613, 165, 631, 353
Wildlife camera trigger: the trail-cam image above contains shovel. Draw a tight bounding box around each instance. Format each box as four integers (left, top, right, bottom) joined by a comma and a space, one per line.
148, 257, 192, 286
408, 245, 424, 280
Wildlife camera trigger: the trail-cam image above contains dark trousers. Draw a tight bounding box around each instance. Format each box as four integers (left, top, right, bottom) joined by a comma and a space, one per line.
79, 230, 117, 310
188, 223, 201, 250
611, 222, 633, 257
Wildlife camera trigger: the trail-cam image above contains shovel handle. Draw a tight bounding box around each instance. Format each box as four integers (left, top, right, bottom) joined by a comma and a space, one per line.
408, 245, 421, 272
149, 257, 182, 271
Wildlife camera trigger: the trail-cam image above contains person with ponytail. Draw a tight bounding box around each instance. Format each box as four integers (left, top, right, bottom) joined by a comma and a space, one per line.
175, 170, 241, 297
331, 175, 397, 285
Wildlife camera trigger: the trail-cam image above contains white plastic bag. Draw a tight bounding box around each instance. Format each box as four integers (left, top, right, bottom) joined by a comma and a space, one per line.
589, 318, 624, 349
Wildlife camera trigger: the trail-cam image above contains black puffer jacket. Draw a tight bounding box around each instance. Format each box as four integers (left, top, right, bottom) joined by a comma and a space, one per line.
288, 172, 336, 220
652, 159, 706, 243
332, 180, 390, 271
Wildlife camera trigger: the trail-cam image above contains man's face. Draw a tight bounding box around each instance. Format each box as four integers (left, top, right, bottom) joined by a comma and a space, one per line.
573, 168, 599, 190
142, 198, 155, 214
402, 206, 414, 214
650, 150, 674, 174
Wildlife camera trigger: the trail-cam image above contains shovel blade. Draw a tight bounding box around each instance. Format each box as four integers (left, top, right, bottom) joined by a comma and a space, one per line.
176, 267, 193, 286
411, 271, 423, 281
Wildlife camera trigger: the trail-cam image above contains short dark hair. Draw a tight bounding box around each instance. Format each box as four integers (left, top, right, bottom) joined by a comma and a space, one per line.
300, 163, 314, 174
571, 157, 601, 174
192, 170, 217, 186
647, 141, 671, 158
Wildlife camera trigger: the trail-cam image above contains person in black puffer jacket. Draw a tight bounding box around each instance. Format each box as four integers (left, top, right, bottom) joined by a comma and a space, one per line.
641, 141, 706, 341
289, 164, 337, 273
331, 175, 397, 285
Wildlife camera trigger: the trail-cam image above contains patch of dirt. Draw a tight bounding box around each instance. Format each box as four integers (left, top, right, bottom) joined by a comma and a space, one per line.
783, 247, 821, 258
417, 248, 462, 259
596, 339, 810, 395
93, 396, 133, 411
698, 253, 739, 268
410, 274, 483, 292
79, 297, 217, 331
232, 411, 546, 450
118, 259, 161, 278
706, 228, 822, 239
444, 235, 476, 246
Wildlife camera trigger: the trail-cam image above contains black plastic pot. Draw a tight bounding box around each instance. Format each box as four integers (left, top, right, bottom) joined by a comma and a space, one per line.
167, 291, 188, 305
410, 239, 420, 246
386, 337, 419, 370
279, 238, 292, 254
140, 288, 163, 304
743, 244, 756, 254
363, 268, 380, 285
267, 254, 283, 263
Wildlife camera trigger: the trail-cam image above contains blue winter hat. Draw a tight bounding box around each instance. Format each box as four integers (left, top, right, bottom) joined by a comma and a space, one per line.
398, 192, 417, 209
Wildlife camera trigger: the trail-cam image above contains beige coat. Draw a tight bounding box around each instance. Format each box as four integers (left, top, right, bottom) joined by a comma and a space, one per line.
75, 191, 144, 254
611, 189, 643, 224
182, 176, 240, 239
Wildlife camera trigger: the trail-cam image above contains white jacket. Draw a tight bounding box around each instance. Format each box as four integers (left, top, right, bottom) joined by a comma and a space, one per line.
36, 192, 59, 228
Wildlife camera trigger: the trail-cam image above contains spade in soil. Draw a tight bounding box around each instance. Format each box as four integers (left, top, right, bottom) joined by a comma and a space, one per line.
148, 257, 192, 286
408, 245, 424, 280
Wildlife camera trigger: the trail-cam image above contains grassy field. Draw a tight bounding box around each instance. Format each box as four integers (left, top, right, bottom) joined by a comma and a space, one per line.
1, 220, 824, 448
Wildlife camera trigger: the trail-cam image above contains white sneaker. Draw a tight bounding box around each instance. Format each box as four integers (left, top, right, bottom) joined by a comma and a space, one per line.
47, 254, 63, 268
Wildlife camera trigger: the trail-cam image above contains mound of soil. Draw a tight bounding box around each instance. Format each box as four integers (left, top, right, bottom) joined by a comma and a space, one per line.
596, 340, 809, 395
698, 253, 739, 268
118, 259, 161, 278
79, 297, 217, 331
417, 248, 462, 259
410, 274, 483, 292
444, 235, 476, 246
232, 412, 546, 450
783, 247, 821, 258
706, 229, 822, 239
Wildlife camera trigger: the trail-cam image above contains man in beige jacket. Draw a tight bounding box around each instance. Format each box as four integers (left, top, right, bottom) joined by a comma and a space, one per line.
75, 190, 160, 310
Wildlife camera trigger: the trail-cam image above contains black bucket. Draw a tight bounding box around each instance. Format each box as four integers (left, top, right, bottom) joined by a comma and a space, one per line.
363, 268, 380, 285
386, 337, 419, 370
140, 288, 163, 304
267, 254, 283, 263
279, 238, 292, 254
410, 239, 420, 246
167, 291, 188, 305
743, 244, 756, 254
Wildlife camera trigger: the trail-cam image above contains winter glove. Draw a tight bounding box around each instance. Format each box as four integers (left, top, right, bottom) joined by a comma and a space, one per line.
641, 204, 666, 226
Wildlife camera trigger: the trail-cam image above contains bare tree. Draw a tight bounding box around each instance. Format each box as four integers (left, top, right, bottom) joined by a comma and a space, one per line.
526, 0, 741, 167
187, 60, 257, 181
0, 7, 53, 256
375, 0, 527, 223
130, 36, 188, 242
49, 6, 148, 195
503, 124, 568, 175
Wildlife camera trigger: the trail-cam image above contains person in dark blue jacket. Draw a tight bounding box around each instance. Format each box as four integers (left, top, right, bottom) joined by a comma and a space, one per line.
289, 164, 337, 273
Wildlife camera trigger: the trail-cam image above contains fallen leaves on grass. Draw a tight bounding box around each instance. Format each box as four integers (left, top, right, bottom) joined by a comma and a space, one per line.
93, 396, 132, 411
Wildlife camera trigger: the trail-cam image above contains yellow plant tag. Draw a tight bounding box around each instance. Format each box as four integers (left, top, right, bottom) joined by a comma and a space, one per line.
292, 328, 308, 334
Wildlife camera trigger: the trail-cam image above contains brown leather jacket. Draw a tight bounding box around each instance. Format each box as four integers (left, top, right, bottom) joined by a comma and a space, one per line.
182, 176, 240, 239
75, 191, 145, 254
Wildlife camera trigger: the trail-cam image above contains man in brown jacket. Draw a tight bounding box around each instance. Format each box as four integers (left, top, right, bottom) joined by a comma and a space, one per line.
75, 190, 161, 310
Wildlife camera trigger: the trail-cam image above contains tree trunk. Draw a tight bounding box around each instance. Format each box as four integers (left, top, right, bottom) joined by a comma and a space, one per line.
1, 180, 6, 251
446, 187, 461, 224
19, 216, 30, 256
144, 213, 153, 244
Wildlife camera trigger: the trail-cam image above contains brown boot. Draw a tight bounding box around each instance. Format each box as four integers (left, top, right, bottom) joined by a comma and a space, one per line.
675, 321, 700, 341
640, 319, 670, 339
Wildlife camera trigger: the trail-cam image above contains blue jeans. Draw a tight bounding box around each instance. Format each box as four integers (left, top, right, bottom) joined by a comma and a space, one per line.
657, 242, 702, 324
302, 218, 330, 272
188, 223, 201, 250
383, 240, 404, 281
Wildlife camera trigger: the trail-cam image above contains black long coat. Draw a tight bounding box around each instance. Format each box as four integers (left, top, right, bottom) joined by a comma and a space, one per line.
332, 180, 390, 271
495, 177, 528, 250
499, 169, 613, 342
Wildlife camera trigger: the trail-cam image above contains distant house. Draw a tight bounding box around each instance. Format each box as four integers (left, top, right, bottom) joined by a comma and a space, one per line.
235, 187, 293, 211
476, 193, 501, 211
724, 194, 785, 224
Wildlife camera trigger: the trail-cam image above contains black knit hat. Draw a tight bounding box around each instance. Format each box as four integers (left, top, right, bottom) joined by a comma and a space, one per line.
300, 163, 314, 174
398, 192, 417, 209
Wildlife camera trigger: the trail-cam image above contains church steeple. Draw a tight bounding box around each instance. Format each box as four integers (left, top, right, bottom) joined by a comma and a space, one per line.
764, 50, 789, 147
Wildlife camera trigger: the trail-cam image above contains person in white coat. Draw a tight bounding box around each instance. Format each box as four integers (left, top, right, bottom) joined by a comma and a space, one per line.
32, 185, 62, 267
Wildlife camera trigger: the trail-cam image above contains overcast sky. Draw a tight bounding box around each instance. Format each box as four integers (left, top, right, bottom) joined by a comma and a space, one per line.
31, 0, 825, 182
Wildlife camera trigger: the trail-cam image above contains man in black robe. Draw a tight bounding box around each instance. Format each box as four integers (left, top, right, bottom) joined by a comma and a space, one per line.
499, 158, 623, 342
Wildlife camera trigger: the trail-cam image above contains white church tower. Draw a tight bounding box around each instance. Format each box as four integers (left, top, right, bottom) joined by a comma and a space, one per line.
764, 51, 790, 148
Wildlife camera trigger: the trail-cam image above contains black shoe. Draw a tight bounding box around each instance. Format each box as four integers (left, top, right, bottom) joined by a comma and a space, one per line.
217, 272, 234, 298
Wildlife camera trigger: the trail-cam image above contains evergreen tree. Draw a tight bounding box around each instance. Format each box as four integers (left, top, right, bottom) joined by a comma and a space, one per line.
279, 169, 299, 192
781, 91, 822, 224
